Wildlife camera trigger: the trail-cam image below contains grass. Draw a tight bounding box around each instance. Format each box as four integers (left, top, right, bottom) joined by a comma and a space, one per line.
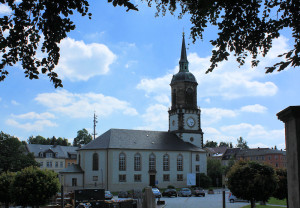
267, 197, 287, 205
240, 197, 287, 208
241, 206, 285, 208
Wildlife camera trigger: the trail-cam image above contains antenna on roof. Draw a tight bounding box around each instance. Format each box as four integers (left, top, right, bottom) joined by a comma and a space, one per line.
93, 111, 98, 140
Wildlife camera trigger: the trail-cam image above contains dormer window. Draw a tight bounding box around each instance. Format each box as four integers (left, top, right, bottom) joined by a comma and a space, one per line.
55, 152, 58, 157
46, 153, 53, 158
39, 152, 43, 157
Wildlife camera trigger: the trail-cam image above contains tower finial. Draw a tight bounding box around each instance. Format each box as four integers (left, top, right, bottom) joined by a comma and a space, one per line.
179, 32, 189, 72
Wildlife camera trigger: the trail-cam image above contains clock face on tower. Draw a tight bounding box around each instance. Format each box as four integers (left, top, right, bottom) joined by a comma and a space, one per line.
187, 117, 195, 127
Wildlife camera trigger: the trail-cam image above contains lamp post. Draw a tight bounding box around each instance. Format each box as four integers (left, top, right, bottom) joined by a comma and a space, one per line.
60, 173, 64, 208
101, 168, 103, 189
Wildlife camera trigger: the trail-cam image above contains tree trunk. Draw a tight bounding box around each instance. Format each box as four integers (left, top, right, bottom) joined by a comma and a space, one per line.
251, 199, 256, 208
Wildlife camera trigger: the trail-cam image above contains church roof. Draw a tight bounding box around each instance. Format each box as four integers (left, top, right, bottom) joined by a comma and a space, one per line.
79, 129, 205, 152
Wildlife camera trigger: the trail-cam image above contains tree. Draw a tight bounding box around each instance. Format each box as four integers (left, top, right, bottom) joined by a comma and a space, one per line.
273, 168, 288, 201
1, 0, 298, 87
196, 173, 211, 188
28, 135, 48, 145
227, 161, 278, 208
236, 137, 249, 149
204, 140, 218, 148
0, 171, 15, 208
28, 135, 70, 146
73, 128, 92, 147
219, 141, 233, 148
207, 158, 224, 187
0, 132, 39, 173
11, 166, 60, 208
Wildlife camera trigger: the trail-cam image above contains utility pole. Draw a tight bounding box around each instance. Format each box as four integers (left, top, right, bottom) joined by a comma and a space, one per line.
93, 112, 98, 140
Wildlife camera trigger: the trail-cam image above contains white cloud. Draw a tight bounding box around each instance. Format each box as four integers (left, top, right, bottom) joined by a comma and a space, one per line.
11, 112, 55, 120
35, 90, 138, 118
137, 74, 172, 95
6, 119, 57, 132
54, 38, 116, 81
204, 98, 211, 103
219, 123, 285, 145
154, 94, 170, 104
125, 60, 138, 69
137, 104, 168, 130
0, 4, 12, 14
202, 108, 237, 125
240, 104, 267, 113
135, 36, 292, 100
11, 100, 20, 106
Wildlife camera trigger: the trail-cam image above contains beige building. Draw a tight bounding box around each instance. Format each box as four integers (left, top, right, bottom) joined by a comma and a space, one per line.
26, 144, 78, 173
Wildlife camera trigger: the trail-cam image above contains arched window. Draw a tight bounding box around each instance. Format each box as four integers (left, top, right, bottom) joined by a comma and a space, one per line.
149, 153, 156, 171
92, 153, 99, 171
172, 89, 177, 106
196, 154, 199, 161
134, 153, 141, 171
119, 153, 126, 171
186, 88, 194, 105
177, 154, 183, 171
163, 154, 169, 171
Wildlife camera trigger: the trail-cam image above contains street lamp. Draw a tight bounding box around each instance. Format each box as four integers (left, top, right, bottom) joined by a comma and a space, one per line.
60, 173, 64, 208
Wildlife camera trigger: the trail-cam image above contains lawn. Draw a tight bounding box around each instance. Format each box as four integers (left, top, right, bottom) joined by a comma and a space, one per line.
267, 197, 287, 205
241, 206, 285, 208
240, 197, 287, 208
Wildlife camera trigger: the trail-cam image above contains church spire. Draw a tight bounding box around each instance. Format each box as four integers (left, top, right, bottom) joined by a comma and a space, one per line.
179, 32, 189, 72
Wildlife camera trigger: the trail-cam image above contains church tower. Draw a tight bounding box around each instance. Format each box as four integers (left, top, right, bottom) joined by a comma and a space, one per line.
169, 33, 204, 148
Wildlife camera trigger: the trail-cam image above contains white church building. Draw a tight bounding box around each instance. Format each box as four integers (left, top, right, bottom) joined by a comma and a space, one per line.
60, 34, 207, 192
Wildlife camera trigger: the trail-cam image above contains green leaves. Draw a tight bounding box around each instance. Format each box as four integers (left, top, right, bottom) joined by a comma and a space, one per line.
227, 161, 278, 206
73, 128, 93, 147
0, 0, 91, 88
0, 132, 39, 173
144, 0, 299, 73
11, 166, 60, 207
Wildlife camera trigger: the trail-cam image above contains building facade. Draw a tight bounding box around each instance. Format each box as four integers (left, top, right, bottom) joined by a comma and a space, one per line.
61, 34, 207, 192
222, 148, 287, 169
26, 144, 78, 173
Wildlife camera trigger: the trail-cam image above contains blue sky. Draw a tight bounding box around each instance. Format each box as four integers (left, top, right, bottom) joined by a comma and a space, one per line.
0, 1, 299, 149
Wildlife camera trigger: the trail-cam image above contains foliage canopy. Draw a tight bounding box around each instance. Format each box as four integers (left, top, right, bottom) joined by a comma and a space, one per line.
28, 135, 70, 146
227, 161, 278, 208
273, 168, 288, 200
73, 128, 92, 147
0, 0, 298, 87
11, 166, 60, 207
207, 158, 224, 187
0, 171, 15, 208
0, 132, 39, 172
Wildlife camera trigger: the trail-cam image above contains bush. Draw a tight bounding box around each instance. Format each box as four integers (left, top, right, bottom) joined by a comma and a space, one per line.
167, 185, 175, 189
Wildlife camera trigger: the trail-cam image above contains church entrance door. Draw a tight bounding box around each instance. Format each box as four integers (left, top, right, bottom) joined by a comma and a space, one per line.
149, 175, 155, 187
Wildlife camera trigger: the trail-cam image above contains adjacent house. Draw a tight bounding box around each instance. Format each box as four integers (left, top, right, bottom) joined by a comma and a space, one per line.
26, 144, 78, 173
205, 147, 228, 160
222, 148, 287, 169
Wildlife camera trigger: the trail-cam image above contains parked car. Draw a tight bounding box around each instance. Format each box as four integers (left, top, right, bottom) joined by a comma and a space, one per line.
118, 191, 129, 198
228, 193, 248, 203
105, 191, 113, 200
191, 187, 205, 197
152, 188, 162, 198
162, 189, 177, 197
178, 188, 192, 197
